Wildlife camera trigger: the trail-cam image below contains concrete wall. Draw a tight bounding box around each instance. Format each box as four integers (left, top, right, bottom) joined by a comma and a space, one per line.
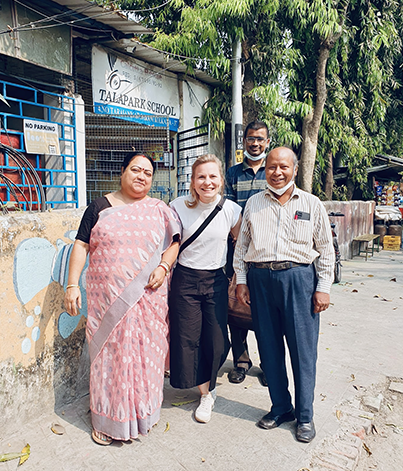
322, 200, 375, 260
0, 209, 88, 430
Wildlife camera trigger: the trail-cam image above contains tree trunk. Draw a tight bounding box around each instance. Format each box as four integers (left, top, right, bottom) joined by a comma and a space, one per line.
346, 178, 355, 200
324, 152, 333, 200
298, 44, 330, 192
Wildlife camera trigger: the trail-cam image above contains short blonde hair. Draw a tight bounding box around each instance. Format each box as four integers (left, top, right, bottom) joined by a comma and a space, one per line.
186, 154, 224, 208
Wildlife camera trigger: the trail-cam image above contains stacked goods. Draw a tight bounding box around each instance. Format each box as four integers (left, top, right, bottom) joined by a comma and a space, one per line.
383, 235, 401, 251
374, 181, 401, 206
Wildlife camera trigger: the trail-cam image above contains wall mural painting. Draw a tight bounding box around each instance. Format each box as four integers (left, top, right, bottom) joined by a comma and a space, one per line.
13, 232, 88, 354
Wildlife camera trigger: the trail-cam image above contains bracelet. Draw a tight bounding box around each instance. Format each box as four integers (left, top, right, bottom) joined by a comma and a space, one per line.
159, 260, 171, 272
66, 284, 80, 289
157, 263, 169, 276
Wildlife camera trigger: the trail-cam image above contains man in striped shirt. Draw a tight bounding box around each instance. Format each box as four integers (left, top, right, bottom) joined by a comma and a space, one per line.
233, 146, 335, 443
225, 120, 269, 385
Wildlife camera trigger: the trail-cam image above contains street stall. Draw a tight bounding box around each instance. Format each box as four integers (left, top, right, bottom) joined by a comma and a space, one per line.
370, 154, 403, 248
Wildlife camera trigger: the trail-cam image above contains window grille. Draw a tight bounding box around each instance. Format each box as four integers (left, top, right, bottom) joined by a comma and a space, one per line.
177, 124, 210, 197
0, 79, 77, 210
85, 113, 173, 204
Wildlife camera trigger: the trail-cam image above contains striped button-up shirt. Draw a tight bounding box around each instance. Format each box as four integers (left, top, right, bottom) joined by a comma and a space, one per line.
233, 186, 335, 293
225, 159, 267, 210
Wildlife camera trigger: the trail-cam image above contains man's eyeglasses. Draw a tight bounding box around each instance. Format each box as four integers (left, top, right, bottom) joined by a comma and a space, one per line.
245, 137, 267, 143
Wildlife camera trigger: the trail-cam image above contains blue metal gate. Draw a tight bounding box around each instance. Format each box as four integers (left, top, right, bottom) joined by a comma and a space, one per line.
0, 79, 78, 210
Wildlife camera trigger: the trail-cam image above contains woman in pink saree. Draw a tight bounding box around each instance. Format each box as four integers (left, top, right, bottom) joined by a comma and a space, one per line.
64, 152, 180, 445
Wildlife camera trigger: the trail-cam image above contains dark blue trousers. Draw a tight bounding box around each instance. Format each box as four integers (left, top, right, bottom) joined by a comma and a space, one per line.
248, 264, 319, 423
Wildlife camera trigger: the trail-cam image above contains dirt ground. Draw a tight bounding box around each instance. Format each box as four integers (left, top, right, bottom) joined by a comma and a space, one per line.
355, 378, 403, 471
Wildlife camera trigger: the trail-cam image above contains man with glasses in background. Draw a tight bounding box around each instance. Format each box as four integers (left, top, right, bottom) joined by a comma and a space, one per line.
225, 120, 270, 386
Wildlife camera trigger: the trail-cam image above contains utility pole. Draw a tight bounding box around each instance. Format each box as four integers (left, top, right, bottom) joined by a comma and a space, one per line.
231, 39, 243, 167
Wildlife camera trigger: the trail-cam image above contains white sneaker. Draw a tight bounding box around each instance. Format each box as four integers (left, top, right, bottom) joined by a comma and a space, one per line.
195, 393, 215, 423
210, 388, 217, 401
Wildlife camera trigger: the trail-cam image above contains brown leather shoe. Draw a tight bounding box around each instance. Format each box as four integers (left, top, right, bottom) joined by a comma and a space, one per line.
296, 421, 316, 442
257, 409, 295, 429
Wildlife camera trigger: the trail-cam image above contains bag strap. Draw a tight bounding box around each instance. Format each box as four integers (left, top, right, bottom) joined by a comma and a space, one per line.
179, 195, 225, 255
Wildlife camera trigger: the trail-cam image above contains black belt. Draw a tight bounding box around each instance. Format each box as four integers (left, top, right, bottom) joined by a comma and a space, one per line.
250, 261, 308, 271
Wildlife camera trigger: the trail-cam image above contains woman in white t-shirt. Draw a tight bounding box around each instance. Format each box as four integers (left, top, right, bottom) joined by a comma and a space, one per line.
169, 154, 242, 423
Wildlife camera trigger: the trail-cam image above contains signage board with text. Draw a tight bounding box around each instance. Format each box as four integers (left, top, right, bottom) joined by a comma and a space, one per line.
92, 46, 180, 131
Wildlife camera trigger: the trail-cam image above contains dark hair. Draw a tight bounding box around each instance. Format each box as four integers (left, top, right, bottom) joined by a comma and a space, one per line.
122, 152, 156, 174
243, 120, 269, 139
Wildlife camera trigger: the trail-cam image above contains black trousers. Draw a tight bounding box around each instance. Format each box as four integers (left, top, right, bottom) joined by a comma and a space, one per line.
169, 264, 230, 391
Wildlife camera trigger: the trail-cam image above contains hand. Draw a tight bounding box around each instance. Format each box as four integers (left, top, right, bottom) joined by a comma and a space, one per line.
313, 291, 330, 313
236, 284, 250, 306
145, 266, 166, 290
64, 287, 81, 317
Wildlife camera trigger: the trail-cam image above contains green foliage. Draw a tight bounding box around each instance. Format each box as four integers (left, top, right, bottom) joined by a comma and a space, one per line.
99, 0, 403, 199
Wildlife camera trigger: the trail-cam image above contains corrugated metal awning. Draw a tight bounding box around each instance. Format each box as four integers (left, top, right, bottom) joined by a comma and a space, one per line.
104, 39, 221, 86
51, 0, 150, 35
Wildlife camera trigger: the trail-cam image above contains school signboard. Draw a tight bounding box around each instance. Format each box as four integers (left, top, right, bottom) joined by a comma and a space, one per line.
92, 46, 180, 131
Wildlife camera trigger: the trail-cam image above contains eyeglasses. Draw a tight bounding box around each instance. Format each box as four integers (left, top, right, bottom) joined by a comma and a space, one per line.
130, 165, 153, 178
245, 137, 267, 143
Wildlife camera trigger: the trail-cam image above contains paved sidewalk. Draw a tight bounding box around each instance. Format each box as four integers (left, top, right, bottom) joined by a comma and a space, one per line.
1, 250, 403, 471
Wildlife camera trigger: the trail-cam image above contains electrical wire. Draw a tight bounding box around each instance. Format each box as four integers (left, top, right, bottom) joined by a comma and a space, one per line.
0, 0, 102, 34
0, 0, 172, 36
0, 142, 46, 211
14, 0, 96, 27
1, 0, 230, 65
129, 39, 229, 63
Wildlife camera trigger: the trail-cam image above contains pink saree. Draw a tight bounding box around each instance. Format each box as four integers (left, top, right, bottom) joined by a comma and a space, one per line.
86, 198, 180, 440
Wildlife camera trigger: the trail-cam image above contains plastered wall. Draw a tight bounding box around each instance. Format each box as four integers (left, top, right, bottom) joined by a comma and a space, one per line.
0, 209, 88, 430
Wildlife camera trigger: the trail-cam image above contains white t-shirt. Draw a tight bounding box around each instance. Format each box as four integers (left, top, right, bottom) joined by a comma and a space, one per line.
170, 195, 242, 270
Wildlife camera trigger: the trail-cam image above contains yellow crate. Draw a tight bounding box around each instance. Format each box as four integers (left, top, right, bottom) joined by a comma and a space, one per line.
383, 235, 401, 250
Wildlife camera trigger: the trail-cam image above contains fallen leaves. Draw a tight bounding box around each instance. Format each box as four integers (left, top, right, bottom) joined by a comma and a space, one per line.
385, 423, 403, 433
362, 442, 372, 456
164, 422, 170, 433
373, 294, 392, 302
51, 423, 65, 435
0, 443, 30, 466
336, 410, 342, 420
171, 399, 198, 407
